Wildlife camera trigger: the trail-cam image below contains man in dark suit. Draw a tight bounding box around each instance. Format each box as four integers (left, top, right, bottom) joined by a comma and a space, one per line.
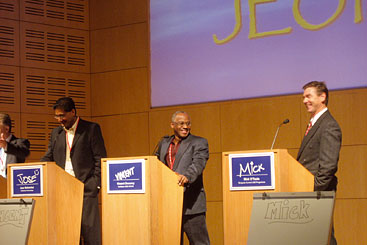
41, 97, 107, 245
0, 113, 30, 178
297, 81, 341, 244
155, 111, 210, 245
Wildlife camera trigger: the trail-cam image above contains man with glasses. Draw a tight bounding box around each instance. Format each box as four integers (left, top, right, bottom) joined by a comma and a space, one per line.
0, 113, 30, 178
155, 111, 210, 244
41, 97, 107, 245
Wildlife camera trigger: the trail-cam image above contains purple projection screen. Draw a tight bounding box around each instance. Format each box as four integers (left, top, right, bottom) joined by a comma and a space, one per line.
150, 0, 367, 107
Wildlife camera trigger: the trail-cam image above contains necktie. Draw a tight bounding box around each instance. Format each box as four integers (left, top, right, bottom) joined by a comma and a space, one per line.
0, 148, 5, 172
305, 121, 312, 136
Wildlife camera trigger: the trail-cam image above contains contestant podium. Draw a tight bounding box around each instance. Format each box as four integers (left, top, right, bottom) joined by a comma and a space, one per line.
222, 149, 314, 244
7, 162, 84, 244
0, 176, 6, 198
102, 156, 183, 245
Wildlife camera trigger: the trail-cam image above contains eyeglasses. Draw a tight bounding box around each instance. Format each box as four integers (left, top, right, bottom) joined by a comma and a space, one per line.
54, 114, 66, 120
174, 121, 191, 127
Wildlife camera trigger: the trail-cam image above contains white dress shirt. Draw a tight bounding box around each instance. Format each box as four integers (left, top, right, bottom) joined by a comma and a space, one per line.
64, 117, 79, 177
0, 134, 12, 178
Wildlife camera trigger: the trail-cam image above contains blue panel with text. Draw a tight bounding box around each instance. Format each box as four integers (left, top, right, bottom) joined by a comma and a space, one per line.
230, 153, 274, 191
11, 166, 43, 196
107, 159, 145, 194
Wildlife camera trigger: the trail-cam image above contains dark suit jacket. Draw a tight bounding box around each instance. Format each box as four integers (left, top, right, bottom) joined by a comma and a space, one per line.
41, 118, 107, 197
297, 110, 342, 191
5, 135, 30, 164
156, 134, 209, 215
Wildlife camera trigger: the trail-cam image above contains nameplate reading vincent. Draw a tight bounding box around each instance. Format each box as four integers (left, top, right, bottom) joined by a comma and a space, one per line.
107, 159, 145, 194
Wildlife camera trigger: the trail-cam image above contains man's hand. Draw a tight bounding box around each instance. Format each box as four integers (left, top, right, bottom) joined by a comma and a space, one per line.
177, 174, 188, 186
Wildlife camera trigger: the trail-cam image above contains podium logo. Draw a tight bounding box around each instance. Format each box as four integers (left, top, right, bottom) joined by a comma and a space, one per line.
265, 200, 313, 224
0, 208, 29, 228
16, 169, 40, 185
115, 167, 135, 180
237, 161, 265, 177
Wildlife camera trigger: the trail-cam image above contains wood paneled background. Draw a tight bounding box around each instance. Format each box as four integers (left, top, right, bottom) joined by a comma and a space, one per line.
1, 0, 366, 244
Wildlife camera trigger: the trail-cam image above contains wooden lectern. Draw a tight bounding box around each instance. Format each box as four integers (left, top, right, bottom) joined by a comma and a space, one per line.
101, 156, 183, 244
7, 162, 84, 244
0, 176, 6, 198
222, 149, 314, 244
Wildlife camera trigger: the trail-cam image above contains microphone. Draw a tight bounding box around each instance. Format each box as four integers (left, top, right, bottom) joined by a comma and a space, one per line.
270, 119, 290, 150
152, 135, 170, 156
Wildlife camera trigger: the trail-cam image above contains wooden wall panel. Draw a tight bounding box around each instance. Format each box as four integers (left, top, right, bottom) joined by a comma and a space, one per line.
0, 64, 20, 112
20, 0, 89, 30
91, 68, 149, 116
21, 113, 59, 161
328, 88, 367, 145
0, 0, 19, 20
20, 67, 90, 116
337, 145, 367, 199
0, 19, 19, 66
91, 71, 122, 115
20, 22, 90, 73
91, 115, 121, 157
205, 153, 222, 202
90, 0, 147, 30
149, 105, 221, 154
221, 95, 302, 152
334, 199, 367, 244
93, 113, 150, 158
90, 23, 148, 73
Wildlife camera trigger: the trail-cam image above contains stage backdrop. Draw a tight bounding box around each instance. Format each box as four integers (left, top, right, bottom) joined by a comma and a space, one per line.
150, 0, 367, 107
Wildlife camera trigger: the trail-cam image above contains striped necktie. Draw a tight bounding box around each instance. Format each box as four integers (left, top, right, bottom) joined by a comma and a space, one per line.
0, 148, 5, 173
305, 121, 312, 136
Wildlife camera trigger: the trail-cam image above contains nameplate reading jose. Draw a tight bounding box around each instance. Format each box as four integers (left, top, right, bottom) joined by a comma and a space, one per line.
229, 152, 275, 191
107, 159, 146, 194
11, 165, 43, 197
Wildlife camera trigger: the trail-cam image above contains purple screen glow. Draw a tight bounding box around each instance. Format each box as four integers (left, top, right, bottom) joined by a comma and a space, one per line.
150, 0, 367, 107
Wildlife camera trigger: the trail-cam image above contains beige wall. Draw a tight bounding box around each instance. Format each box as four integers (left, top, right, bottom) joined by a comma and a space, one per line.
0, 0, 91, 161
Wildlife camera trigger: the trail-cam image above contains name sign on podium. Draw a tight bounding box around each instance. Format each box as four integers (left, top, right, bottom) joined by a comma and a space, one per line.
10, 165, 43, 197
107, 159, 146, 194
0, 198, 35, 244
229, 152, 275, 191
248, 192, 335, 245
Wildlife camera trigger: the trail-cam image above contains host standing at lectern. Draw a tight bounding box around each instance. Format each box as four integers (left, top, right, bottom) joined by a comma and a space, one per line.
41, 97, 107, 245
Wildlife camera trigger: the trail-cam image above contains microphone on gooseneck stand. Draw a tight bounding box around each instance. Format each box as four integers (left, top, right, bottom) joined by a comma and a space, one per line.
152, 135, 170, 156
270, 119, 290, 150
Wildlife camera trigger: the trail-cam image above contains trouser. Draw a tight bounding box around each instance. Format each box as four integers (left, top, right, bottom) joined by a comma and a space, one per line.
181, 212, 210, 245
80, 196, 101, 245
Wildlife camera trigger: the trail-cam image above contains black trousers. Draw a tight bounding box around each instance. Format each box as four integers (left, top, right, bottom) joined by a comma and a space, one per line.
181, 212, 210, 245
80, 196, 101, 245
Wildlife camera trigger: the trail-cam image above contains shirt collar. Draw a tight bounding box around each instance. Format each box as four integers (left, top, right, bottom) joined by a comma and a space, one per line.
311, 107, 328, 126
64, 117, 79, 133
5, 134, 12, 142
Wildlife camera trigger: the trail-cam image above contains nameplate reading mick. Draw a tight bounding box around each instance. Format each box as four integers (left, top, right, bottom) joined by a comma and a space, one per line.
229, 152, 275, 191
